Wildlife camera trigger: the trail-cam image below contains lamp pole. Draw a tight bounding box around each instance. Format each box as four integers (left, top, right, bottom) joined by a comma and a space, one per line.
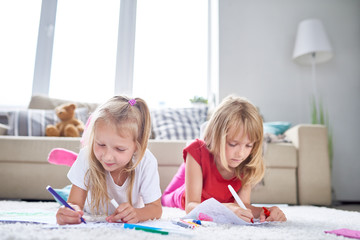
311, 52, 318, 99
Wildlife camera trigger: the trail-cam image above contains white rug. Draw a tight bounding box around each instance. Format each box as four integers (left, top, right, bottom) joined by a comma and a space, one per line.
0, 200, 359, 240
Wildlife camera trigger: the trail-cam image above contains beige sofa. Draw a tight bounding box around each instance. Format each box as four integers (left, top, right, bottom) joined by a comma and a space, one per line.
0, 95, 332, 205
0, 124, 332, 205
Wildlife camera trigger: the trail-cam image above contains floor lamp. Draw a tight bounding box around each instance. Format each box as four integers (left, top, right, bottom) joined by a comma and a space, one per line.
292, 18, 333, 123
293, 18, 334, 167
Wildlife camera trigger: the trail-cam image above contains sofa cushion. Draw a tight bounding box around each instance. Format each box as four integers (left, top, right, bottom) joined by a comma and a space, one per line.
151, 106, 208, 140
264, 142, 297, 168
0, 123, 9, 135
28, 95, 99, 114
4, 108, 88, 136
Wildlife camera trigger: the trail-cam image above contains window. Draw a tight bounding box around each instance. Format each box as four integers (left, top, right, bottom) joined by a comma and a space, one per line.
133, 0, 208, 108
49, 0, 120, 104
0, 1, 211, 108
0, 0, 42, 107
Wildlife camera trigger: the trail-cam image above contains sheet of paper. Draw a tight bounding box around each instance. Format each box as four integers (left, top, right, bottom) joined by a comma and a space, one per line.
0, 209, 56, 224
43, 222, 122, 229
182, 198, 261, 225
42, 221, 194, 237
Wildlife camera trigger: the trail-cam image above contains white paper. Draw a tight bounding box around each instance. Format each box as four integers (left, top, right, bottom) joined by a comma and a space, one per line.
0, 209, 56, 224
182, 198, 261, 225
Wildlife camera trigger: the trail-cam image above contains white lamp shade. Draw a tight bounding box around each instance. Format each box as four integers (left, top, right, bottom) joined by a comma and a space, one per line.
293, 19, 333, 65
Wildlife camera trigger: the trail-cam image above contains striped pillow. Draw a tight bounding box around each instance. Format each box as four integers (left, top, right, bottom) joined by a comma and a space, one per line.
4, 108, 88, 136
151, 106, 208, 140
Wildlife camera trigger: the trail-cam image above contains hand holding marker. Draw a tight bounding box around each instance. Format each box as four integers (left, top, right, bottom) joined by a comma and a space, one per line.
46, 185, 86, 224
227, 184, 254, 223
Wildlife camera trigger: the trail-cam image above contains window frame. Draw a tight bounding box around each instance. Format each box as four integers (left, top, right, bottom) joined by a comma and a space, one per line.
31, 0, 217, 106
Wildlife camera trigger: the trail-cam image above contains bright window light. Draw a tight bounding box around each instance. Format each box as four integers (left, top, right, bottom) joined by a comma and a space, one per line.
49, 0, 120, 104
0, 0, 41, 107
133, 0, 208, 108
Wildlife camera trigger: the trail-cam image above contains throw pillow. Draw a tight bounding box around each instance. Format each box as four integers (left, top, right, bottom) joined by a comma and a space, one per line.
5, 108, 88, 136
0, 123, 9, 135
263, 121, 291, 135
151, 106, 208, 140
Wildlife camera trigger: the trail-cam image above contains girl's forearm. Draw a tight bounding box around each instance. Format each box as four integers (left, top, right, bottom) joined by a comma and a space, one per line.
185, 201, 200, 214
136, 202, 162, 221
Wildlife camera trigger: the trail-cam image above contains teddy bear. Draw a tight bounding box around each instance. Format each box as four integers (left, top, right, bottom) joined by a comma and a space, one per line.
45, 103, 85, 137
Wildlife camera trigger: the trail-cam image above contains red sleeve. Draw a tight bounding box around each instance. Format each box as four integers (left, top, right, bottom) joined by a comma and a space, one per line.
183, 139, 205, 167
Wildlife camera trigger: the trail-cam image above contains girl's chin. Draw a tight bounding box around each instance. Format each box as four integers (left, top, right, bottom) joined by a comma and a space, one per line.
228, 161, 242, 168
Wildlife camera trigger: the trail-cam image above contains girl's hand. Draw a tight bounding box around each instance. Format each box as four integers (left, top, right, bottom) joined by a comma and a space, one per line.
227, 203, 254, 223
56, 203, 85, 225
260, 206, 287, 222
106, 202, 139, 223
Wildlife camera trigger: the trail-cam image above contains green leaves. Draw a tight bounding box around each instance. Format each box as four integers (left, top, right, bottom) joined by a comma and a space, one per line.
311, 95, 333, 169
189, 96, 208, 104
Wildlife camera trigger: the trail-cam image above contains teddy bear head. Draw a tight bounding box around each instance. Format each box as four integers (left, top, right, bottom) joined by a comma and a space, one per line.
56, 103, 76, 121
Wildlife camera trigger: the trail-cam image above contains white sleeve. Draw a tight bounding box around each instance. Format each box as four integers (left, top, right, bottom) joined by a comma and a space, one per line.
67, 147, 89, 191
138, 149, 162, 204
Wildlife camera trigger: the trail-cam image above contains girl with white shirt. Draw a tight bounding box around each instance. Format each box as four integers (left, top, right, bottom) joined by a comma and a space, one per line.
56, 96, 162, 225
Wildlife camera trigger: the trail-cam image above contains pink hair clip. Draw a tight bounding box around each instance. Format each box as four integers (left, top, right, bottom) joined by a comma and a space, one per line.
128, 99, 136, 106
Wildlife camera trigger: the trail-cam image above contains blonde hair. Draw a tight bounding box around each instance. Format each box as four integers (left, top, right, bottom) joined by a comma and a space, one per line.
203, 95, 264, 187
82, 96, 151, 214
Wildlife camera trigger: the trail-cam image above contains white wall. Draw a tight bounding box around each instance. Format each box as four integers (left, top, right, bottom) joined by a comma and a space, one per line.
219, 0, 360, 201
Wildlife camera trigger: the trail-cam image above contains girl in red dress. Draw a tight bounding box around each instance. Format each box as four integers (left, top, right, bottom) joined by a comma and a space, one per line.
161, 95, 286, 222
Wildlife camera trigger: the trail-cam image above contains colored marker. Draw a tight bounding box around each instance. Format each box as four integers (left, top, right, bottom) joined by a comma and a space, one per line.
195, 220, 217, 227
172, 219, 195, 229
191, 219, 201, 225
111, 199, 119, 208
124, 223, 169, 235
124, 223, 193, 237
185, 219, 216, 227
46, 185, 86, 224
228, 184, 254, 223
182, 219, 200, 227
263, 207, 271, 218
110, 199, 125, 223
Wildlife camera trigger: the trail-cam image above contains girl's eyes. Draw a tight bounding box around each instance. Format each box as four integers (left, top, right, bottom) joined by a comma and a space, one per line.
227, 142, 254, 148
96, 141, 127, 151
228, 143, 237, 147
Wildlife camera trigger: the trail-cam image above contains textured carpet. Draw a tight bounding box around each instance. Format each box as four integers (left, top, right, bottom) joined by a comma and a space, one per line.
0, 200, 359, 240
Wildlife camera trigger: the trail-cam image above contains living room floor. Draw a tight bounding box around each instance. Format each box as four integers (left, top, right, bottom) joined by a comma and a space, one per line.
331, 202, 360, 212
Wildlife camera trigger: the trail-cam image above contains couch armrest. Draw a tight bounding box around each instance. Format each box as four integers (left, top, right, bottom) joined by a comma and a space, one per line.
0, 136, 81, 200
148, 140, 187, 193
285, 124, 332, 205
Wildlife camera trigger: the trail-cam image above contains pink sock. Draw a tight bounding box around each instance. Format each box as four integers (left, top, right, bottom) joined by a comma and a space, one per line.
48, 148, 78, 167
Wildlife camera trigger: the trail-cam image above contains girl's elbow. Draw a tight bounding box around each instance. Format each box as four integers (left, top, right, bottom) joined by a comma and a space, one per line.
155, 205, 162, 219
185, 202, 196, 214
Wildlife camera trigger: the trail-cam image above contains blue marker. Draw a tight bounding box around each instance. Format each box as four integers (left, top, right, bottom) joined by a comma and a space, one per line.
192, 219, 201, 225
46, 185, 86, 224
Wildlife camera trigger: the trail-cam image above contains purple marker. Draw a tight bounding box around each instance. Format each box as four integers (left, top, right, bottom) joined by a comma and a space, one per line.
46, 185, 86, 224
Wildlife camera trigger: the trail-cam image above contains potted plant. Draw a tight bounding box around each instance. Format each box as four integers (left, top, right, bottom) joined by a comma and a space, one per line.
189, 96, 208, 105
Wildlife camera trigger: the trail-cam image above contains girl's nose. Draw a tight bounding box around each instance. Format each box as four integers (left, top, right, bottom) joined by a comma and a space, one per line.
236, 146, 245, 157
102, 149, 113, 161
